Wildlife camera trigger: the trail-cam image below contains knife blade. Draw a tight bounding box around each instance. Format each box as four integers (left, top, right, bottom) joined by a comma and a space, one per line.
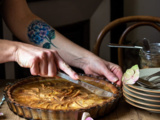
57, 72, 113, 97
108, 43, 143, 49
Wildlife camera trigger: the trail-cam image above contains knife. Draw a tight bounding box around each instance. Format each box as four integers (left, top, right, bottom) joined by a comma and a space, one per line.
108, 43, 143, 49
57, 72, 113, 97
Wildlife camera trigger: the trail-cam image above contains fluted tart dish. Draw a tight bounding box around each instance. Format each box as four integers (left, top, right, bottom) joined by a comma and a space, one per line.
4, 74, 122, 120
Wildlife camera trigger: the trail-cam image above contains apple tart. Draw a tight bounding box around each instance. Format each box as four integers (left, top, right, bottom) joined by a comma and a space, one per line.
4, 74, 122, 120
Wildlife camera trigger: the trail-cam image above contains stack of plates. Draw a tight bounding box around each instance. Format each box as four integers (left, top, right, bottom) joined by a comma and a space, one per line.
123, 68, 160, 113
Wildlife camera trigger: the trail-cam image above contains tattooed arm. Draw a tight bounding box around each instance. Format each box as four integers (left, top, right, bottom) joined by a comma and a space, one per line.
2, 0, 122, 85
1, 0, 79, 79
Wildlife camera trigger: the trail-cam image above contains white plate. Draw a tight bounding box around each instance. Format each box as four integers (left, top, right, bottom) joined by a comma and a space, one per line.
124, 84, 160, 97
123, 67, 160, 113
123, 85, 160, 99
125, 98, 160, 113
123, 86, 160, 104
125, 68, 160, 93
123, 92, 160, 109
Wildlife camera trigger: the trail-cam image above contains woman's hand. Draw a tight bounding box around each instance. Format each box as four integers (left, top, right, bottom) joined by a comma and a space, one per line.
82, 56, 123, 86
14, 42, 78, 80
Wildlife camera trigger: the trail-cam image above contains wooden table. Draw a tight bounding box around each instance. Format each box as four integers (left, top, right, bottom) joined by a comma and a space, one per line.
0, 79, 160, 120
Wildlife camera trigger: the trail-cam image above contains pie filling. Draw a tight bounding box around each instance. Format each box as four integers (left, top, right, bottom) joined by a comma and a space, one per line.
10, 76, 117, 111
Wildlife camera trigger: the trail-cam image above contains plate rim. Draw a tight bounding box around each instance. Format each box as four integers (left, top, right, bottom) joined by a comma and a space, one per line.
125, 98, 160, 113
123, 92, 160, 108
123, 84, 160, 98
123, 87, 160, 103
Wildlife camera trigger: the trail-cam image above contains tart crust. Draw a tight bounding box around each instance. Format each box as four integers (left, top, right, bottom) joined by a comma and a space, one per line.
4, 74, 121, 120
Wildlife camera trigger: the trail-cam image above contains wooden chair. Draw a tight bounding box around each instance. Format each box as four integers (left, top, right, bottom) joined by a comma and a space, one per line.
93, 16, 160, 71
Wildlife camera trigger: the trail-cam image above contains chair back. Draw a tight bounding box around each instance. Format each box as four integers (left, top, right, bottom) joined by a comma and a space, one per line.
93, 16, 160, 71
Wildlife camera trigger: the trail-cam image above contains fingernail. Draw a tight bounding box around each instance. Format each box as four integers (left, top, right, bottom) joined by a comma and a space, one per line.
86, 117, 94, 120
117, 81, 121, 86
74, 74, 79, 79
113, 77, 118, 82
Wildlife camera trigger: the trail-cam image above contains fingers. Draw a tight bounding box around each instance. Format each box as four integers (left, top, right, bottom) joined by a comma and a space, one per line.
47, 51, 57, 76
103, 68, 119, 83
29, 50, 78, 79
115, 68, 123, 86
55, 52, 79, 80
84, 63, 122, 85
15, 43, 76, 78
30, 51, 57, 77
39, 52, 48, 75
30, 57, 40, 75
84, 59, 123, 86
103, 62, 123, 86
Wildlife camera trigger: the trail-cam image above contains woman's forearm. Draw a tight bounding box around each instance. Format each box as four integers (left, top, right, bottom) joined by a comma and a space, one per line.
0, 39, 79, 79
2, 0, 123, 85
0, 40, 17, 63
2, 0, 95, 70
50, 30, 95, 69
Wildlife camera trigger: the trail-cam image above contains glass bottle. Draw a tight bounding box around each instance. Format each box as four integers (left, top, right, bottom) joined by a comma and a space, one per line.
139, 43, 160, 69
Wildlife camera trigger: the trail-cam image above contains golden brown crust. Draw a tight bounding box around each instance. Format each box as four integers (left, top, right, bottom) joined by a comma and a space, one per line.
6, 75, 120, 112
